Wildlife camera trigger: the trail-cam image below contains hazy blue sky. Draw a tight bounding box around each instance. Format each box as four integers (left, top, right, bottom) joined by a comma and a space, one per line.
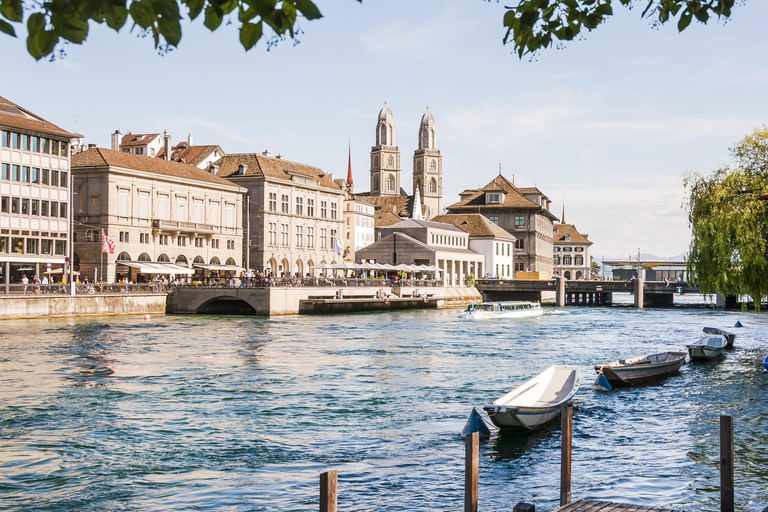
4, 0, 768, 259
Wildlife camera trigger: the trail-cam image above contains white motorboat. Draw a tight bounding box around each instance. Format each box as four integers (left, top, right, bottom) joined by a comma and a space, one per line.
686, 334, 728, 361
460, 301, 543, 320
483, 365, 581, 431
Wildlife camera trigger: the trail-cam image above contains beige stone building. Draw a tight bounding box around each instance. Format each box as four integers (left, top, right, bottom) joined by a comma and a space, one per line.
71, 148, 246, 283
355, 218, 484, 286
342, 197, 375, 262
1, 96, 76, 285
553, 223, 593, 280
213, 152, 345, 277
446, 175, 557, 276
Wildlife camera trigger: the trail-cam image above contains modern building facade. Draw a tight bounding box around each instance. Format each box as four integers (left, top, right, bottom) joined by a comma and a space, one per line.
355, 218, 484, 286
431, 213, 516, 279
71, 148, 246, 283
446, 175, 557, 276
213, 152, 346, 277
1, 96, 76, 285
553, 223, 593, 280
342, 198, 375, 261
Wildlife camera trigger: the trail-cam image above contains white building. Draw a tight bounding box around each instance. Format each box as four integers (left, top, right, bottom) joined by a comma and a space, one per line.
553, 223, 593, 280
342, 198, 375, 260
431, 213, 516, 279
1, 96, 76, 286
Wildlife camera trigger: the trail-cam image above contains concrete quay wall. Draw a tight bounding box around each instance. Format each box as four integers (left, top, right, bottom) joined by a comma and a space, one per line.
0, 294, 168, 320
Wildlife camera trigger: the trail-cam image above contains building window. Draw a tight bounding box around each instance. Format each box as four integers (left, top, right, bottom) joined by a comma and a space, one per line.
489, 216, 499, 225
296, 197, 303, 216
515, 239, 524, 249
177, 236, 186, 247
269, 193, 277, 212
41, 200, 48, 216
320, 228, 327, 249
60, 172, 68, 187
330, 202, 337, 220
281, 194, 289, 214
320, 201, 327, 219
495, 243, 499, 255
280, 224, 289, 246
118, 189, 129, 217
488, 193, 500, 203
157, 195, 168, 220
268, 223, 277, 246
514, 215, 525, 228
195, 237, 205, 248
59, 202, 67, 218
563, 256, 572, 265
11, 165, 19, 181
575, 256, 584, 266
296, 226, 303, 247
515, 262, 525, 272
1, 163, 7, 180
307, 198, 314, 217
564, 234, 571, 241
226, 204, 234, 227
159, 235, 170, 245
50, 201, 58, 217
307, 226, 314, 248
1, 196, 8, 213
386, 175, 395, 192
31, 168, 39, 184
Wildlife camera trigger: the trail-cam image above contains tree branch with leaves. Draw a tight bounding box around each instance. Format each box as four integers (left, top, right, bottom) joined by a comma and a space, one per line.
684, 126, 768, 311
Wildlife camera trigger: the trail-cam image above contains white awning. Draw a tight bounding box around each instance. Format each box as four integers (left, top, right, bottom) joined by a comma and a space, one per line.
117, 261, 196, 275
192, 264, 245, 272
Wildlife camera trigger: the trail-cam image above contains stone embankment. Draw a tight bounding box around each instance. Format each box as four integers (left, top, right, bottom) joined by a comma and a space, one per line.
0, 293, 167, 320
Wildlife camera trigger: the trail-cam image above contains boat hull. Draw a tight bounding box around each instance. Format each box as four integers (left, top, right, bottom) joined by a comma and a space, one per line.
595, 352, 686, 387
461, 308, 543, 320
483, 404, 567, 431
687, 334, 728, 361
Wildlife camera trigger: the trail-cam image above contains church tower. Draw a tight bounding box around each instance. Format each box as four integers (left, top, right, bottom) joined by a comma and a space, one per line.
413, 106, 442, 218
370, 102, 401, 196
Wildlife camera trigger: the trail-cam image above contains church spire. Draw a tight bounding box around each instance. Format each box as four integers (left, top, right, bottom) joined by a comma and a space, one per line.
562, 195, 565, 224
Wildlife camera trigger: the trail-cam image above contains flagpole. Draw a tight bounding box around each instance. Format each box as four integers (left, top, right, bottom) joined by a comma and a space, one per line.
101, 229, 104, 284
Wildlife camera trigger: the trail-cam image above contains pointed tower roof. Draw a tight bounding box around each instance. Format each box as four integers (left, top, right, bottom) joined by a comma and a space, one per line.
378, 101, 394, 123
420, 105, 435, 127
412, 183, 424, 220
347, 141, 353, 185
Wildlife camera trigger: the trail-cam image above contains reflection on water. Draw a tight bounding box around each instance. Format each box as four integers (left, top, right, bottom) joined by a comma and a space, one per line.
0, 309, 766, 511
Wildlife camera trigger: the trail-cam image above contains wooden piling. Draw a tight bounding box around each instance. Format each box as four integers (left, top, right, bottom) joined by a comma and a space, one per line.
560, 406, 573, 507
320, 470, 337, 512
465, 431, 479, 512
720, 415, 734, 512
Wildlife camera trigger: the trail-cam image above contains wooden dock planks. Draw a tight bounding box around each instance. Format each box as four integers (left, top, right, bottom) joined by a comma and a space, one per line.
555, 499, 678, 512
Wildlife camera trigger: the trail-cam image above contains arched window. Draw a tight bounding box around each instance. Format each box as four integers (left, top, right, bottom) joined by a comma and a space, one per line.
387, 155, 393, 168
576, 271, 583, 280
564, 271, 571, 280
373, 156, 379, 168
210, 256, 221, 264
175, 255, 188, 265
421, 128, 429, 149
73, 252, 81, 271
117, 252, 131, 261
429, 177, 437, 194
227, 257, 237, 266
138, 253, 151, 262
157, 254, 170, 262
429, 160, 436, 171
380, 125, 387, 145
416, 160, 422, 172
386, 175, 395, 192
193, 256, 205, 264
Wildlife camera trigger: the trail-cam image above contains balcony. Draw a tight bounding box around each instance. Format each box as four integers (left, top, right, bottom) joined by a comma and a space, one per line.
152, 219, 215, 234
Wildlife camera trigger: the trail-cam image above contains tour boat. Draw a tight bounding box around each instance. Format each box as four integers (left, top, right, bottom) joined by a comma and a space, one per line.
686, 334, 728, 361
594, 351, 687, 387
483, 365, 581, 431
460, 301, 543, 319
703, 327, 736, 348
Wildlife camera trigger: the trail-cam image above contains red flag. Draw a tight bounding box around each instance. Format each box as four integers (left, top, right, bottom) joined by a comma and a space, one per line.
102, 230, 115, 254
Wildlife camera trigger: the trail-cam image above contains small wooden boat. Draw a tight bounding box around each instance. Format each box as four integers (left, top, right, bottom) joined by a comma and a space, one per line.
703, 327, 736, 348
687, 334, 728, 361
483, 365, 581, 431
594, 351, 687, 387
460, 301, 543, 320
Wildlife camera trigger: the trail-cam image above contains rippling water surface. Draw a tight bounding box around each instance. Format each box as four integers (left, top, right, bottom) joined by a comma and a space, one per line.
1, 307, 767, 511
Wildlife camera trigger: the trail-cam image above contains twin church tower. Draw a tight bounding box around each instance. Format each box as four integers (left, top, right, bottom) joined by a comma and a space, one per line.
355, 103, 443, 220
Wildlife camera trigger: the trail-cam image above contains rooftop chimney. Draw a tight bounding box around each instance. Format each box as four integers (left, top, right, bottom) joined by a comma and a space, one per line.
163, 130, 171, 160
276, 154, 283, 159
187, 134, 193, 147
262, 150, 271, 157
111, 130, 121, 151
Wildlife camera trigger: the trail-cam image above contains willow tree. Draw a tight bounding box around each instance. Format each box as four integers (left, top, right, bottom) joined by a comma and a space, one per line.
684, 126, 768, 311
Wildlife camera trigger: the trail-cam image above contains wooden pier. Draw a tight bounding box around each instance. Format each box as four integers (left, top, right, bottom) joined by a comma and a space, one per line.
316, 408, 737, 511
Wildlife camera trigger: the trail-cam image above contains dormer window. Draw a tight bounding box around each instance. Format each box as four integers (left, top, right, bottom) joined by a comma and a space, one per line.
487, 193, 501, 203
237, 164, 247, 175
564, 234, 571, 241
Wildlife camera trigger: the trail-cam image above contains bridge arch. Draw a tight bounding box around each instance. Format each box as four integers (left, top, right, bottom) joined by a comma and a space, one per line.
195, 295, 258, 315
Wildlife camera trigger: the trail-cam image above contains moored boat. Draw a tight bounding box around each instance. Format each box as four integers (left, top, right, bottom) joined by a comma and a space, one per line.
483, 365, 581, 431
460, 301, 543, 320
703, 327, 736, 348
594, 351, 687, 387
686, 334, 728, 361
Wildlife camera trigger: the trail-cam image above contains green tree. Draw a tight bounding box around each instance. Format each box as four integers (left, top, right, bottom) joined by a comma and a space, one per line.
684, 126, 768, 311
590, 256, 600, 279
503, 0, 736, 57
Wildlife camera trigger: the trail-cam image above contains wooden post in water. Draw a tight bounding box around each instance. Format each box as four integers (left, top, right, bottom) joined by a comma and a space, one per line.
560, 406, 573, 507
465, 431, 479, 512
556, 276, 566, 307
320, 470, 337, 512
720, 415, 734, 512
633, 278, 645, 309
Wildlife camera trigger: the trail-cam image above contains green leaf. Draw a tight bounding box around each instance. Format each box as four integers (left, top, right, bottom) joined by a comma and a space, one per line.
0, 17, 15, 36
203, 4, 222, 31
27, 12, 45, 35
294, 0, 322, 20
158, 17, 181, 45
184, 0, 205, 20
129, 0, 156, 29
677, 11, 691, 31
0, 0, 22, 22
239, 20, 262, 50
27, 29, 56, 60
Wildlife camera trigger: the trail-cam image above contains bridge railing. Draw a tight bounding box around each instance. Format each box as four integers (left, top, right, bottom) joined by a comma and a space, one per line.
175, 278, 445, 289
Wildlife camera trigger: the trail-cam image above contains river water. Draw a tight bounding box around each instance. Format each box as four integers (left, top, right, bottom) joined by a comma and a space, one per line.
1, 307, 767, 511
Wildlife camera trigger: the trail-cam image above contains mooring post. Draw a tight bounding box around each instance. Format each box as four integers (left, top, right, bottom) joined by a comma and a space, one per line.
320, 470, 337, 512
633, 278, 645, 309
720, 415, 734, 512
465, 431, 479, 512
560, 406, 573, 506
556, 276, 565, 307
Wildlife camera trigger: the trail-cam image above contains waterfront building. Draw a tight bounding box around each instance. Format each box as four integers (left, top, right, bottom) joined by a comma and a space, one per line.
113, 131, 164, 157
431, 213, 516, 279
553, 223, 593, 280
0, 96, 77, 285
342, 198, 375, 261
213, 152, 345, 277
111, 130, 225, 170
355, 218, 484, 286
446, 175, 557, 276
71, 148, 246, 283
354, 103, 442, 220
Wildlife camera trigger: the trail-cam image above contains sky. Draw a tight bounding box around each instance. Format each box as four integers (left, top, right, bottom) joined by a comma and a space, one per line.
4, 0, 768, 259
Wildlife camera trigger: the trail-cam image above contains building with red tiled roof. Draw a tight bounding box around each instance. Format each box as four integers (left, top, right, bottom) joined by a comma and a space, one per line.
114, 131, 163, 157
553, 223, 593, 280
1, 96, 78, 285
71, 148, 246, 283
213, 152, 346, 277
446, 174, 558, 275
